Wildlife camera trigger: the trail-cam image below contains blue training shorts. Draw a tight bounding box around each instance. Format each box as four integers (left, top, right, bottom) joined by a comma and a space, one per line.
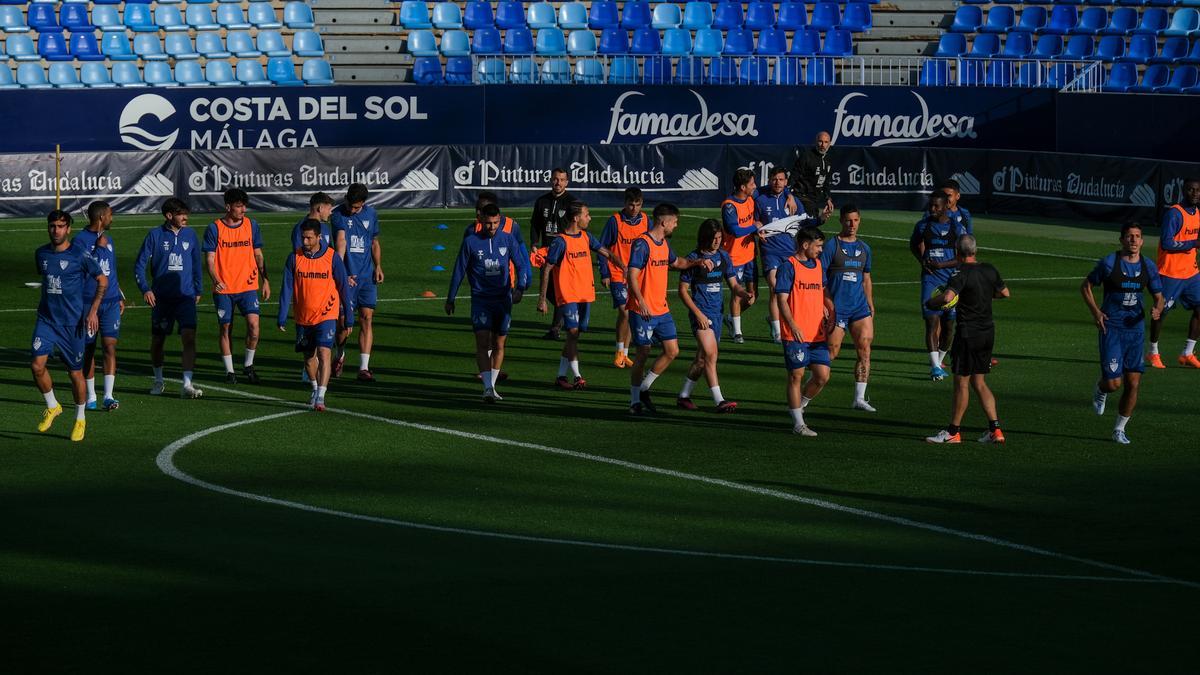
152, 295, 198, 336
1099, 326, 1145, 379
608, 281, 628, 309
86, 299, 122, 343
295, 319, 338, 353
471, 295, 512, 336
921, 273, 957, 319
782, 340, 831, 371
561, 301, 591, 332
732, 259, 758, 288
349, 281, 378, 313
1160, 274, 1200, 316
630, 312, 678, 347
31, 318, 85, 371
214, 290, 260, 324
690, 310, 724, 343
834, 301, 872, 331
762, 253, 790, 276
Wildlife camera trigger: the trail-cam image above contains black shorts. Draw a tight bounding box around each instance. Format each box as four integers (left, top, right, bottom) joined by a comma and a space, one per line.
950, 329, 994, 376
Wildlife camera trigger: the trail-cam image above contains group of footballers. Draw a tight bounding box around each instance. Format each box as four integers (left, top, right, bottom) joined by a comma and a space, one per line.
30, 184, 384, 441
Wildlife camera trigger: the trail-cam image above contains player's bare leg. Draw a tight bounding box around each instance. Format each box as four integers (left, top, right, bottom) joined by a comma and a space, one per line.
950, 374, 971, 426
613, 307, 632, 367
476, 330, 501, 401
1180, 311, 1200, 368
801, 363, 830, 407
356, 307, 375, 380
766, 269, 781, 343
851, 317, 875, 410
629, 344, 654, 413
557, 329, 585, 389
218, 322, 237, 382
679, 328, 732, 411
787, 366, 815, 436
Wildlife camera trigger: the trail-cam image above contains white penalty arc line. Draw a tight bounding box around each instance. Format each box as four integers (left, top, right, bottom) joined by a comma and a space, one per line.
156, 384, 1199, 589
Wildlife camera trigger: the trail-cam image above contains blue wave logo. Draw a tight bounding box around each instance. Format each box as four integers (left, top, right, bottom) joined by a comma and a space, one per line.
118, 94, 179, 151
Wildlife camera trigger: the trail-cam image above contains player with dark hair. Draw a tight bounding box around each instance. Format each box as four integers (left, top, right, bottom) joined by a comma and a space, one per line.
597, 187, 647, 368
278, 219, 354, 411
32, 210, 106, 442
73, 201, 124, 412
1082, 223, 1165, 444
135, 198, 204, 398
627, 203, 713, 414
755, 165, 799, 343
1146, 177, 1200, 369
203, 187, 269, 384
820, 204, 876, 411
939, 179, 973, 235
333, 183, 384, 381
722, 168, 761, 343
537, 201, 617, 389
924, 234, 1010, 444
530, 168, 575, 340
676, 218, 751, 413
910, 191, 967, 381
291, 192, 335, 251
446, 204, 531, 402
776, 227, 835, 437
468, 191, 526, 384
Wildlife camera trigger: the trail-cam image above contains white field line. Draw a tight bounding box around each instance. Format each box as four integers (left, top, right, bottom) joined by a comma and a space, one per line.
156, 382, 1199, 589
872, 276, 1081, 286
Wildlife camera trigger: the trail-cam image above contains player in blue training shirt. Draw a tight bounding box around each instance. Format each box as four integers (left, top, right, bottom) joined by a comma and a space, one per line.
675, 218, 752, 413
332, 183, 384, 381
134, 198, 204, 399
940, 179, 973, 236
820, 204, 876, 412
445, 204, 531, 403
1081, 223, 1165, 445
32, 210, 106, 442
72, 201, 125, 412
910, 191, 967, 381
290, 192, 334, 251
756, 166, 825, 343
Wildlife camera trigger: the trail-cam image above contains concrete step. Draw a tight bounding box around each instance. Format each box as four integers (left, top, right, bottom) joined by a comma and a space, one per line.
324, 35, 405, 55
327, 51, 409, 65
311, 0, 394, 8
869, 12, 949, 28
856, 40, 933, 56
332, 65, 408, 84
314, 9, 397, 27
858, 25, 941, 40
888, 0, 959, 11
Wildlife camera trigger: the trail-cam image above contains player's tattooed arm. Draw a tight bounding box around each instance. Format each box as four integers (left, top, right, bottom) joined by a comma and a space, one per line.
255, 248, 271, 300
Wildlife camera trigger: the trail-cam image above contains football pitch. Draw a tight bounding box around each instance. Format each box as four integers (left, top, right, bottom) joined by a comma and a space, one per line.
1, 206, 1197, 672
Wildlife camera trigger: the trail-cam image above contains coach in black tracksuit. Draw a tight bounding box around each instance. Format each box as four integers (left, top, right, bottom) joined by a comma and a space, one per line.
791, 131, 834, 218
530, 167, 575, 338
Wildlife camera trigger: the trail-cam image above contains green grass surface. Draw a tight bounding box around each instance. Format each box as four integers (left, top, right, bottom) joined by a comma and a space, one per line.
1, 208, 1198, 673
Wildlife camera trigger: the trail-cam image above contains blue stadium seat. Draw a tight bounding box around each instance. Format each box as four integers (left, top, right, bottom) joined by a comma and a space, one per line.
196, 31, 231, 59
69, 31, 104, 61
175, 61, 210, 87
257, 30, 290, 57
38, 32, 71, 61
740, 56, 773, 84
693, 27, 724, 56
155, 5, 188, 32
186, 4, 220, 30
777, 58, 802, 85
723, 27, 754, 55
709, 56, 737, 84
0, 65, 14, 91
60, 4, 93, 31
821, 28, 853, 56
145, 61, 179, 87
713, 1, 745, 30
472, 26, 502, 53
235, 60, 268, 85
400, 1, 432, 29
284, 1, 315, 29
968, 33, 1000, 57
1158, 64, 1198, 92
1072, 7, 1107, 35
979, 6, 1015, 33
1013, 7, 1047, 33
536, 27, 567, 54
80, 62, 116, 88
446, 56, 474, 84
1000, 31, 1032, 58
918, 60, 951, 86
49, 63, 83, 89
810, 2, 841, 32
496, 1, 526, 29
1152, 36, 1190, 63
0, 6, 29, 33
573, 58, 605, 83
1013, 62, 1041, 87
125, 4, 158, 31
559, 2, 588, 29
934, 34, 966, 58
1121, 33, 1157, 64
757, 27, 788, 55
683, 1, 713, 30
676, 55, 707, 83
643, 55, 672, 83
206, 60, 239, 86
27, 3, 61, 32
1163, 9, 1200, 37
630, 26, 662, 53
588, 0, 619, 29
413, 56, 443, 84
984, 60, 1013, 86
1041, 6, 1078, 35
651, 4, 682, 30
1101, 61, 1137, 91
608, 55, 639, 83
777, 2, 808, 31
409, 29, 439, 56
527, 2, 556, 29
91, 5, 123, 31
99, 32, 136, 60
267, 57, 303, 86
226, 30, 261, 57
1129, 63, 1170, 91
790, 27, 822, 55
597, 27, 629, 54
660, 27, 691, 55
839, 3, 872, 32
510, 57, 537, 83
1101, 7, 1137, 35
1046, 61, 1077, 87
621, 1, 652, 30
568, 29, 598, 55
1057, 34, 1095, 60
1096, 35, 1126, 60
441, 29, 470, 56
165, 32, 199, 59
112, 61, 148, 87
1132, 8, 1169, 34
806, 57, 836, 84
464, 1, 494, 30
541, 57, 572, 82
18, 63, 52, 89
478, 58, 507, 83
949, 6, 982, 33
505, 27, 535, 53
248, 1, 281, 29
746, 2, 777, 31
1183, 38, 1200, 63
134, 34, 168, 61
216, 4, 251, 30
91, 0, 126, 5
959, 58, 986, 85
1033, 34, 1063, 59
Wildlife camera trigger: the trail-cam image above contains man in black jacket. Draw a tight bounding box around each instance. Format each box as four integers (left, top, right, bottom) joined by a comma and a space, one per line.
791, 131, 834, 219
530, 168, 575, 338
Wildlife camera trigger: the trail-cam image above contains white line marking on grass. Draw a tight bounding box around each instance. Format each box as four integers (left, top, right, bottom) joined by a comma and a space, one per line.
158, 383, 1199, 589
158, 409, 1176, 586
873, 276, 1081, 286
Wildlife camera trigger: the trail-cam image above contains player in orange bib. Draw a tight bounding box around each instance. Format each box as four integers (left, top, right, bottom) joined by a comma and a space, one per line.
277, 220, 354, 411
537, 201, 618, 389
202, 188, 270, 385
1147, 177, 1200, 369
626, 203, 713, 415
598, 188, 648, 368
775, 228, 836, 437
722, 168, 762, 343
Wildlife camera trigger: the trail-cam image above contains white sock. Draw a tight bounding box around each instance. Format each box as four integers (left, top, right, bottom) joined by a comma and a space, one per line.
801, 395, 812, 410
929, 351, 941, 368
790, 407, 805, 427
938, 350, 948, 367
153, 366, 164, 383
630, 385, 641, 405
244, 349, 256, 367
569, 360, 581, 378
482, 370, 493, 390
1115, 415, 1130, 432
43, 390, 59, 409
732, 315, 743, 335
854, 381, 868, 401
103, 374, 115, 400
316, 385, 327, 401
222, 354, 234, 373
183, 370, 193, 387
1184, 339, 1197, 357
86, 378, 96, 402
361, 353, 371, 370
640, 371, 659, 391
680, 377, 697, 398
558, 357, 570, 377
1150, 342, 1160, 355
710, 385, 724, 403
490, 369, 500, 388
311, 379, 319, 391
616, 341, 625, 354
769, 320, 780, 339
76, 404, 86, 421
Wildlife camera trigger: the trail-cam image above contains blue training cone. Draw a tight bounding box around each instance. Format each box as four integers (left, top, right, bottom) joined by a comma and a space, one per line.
431, 265, 446, 272
436, 223, 448, 230
432, 244, 446, 251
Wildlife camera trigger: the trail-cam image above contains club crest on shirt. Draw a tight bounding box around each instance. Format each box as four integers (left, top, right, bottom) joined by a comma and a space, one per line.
59, 260, 69, 270
499, 247, 507, 257
217, 309, 226, 319
33, 337, 42, 351
1109, 358, 1119, 372
182, 242, 190, 251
